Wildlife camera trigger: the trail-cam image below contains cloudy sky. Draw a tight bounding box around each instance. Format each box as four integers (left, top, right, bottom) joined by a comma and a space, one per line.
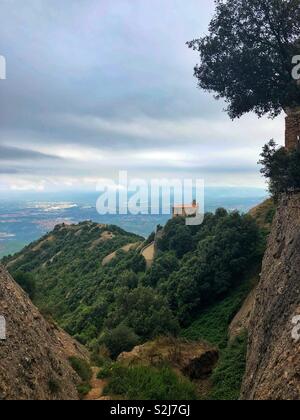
0, 0, 284, 192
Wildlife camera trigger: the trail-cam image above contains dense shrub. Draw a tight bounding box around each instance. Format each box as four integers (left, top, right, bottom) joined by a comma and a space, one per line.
13, 271, 36, 299
68, 357, 92, 382
104, 364, 198, 400
48, 378, 61, 395
157, 218, 195, 257
101, 325, 140, 359
77, 383, 92, 399
259, 140, 300, 198
105, 287, 180, 340
182, 273, 256, 348
115, 270, 139, 289
157, 212, 263, 325
144, 252, 179, 288
208, 333, 248, 400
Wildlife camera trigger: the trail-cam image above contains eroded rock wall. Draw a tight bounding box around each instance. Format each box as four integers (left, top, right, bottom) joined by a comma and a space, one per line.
241, 195, 300, 400
0, 265, 87, 400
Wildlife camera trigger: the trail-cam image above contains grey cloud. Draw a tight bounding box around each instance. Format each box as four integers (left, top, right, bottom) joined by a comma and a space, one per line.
0, 145, 61, 161
0, 168, 19, 174
0, 0, 280, 187
128, 163, 258, 174
0, 0, 217, 139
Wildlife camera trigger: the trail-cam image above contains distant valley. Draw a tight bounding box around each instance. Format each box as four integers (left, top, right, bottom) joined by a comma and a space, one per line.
0, 188, 267, 257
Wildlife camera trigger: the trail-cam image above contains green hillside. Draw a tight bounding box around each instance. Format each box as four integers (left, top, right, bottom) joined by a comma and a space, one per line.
3, 221, 181, 347
3, 210, 264, 347
2, 209, 269, 399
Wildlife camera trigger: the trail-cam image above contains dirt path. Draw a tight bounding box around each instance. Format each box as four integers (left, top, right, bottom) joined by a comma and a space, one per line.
141, 242, 155, 268
84, 367, 108, 401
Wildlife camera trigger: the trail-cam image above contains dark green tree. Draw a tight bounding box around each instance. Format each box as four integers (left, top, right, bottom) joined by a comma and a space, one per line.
157, 218, 195, 258
259, 140, 300, 196
102, 325, 140, 359
162, 212, 263, 325
144, 252, 179, 288
187, 0, 300, 118
13, 271, 36, 299
105, 287, 179, 339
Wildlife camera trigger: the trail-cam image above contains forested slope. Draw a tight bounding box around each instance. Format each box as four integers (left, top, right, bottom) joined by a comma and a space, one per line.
2, 208, 271, 399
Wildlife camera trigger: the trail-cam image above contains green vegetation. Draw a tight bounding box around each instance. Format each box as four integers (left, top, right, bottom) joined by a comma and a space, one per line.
104, 286, 179, 340
260, 140, 300, 198
209, 333, 248, 401
68, 357, 92, 382
97, 361, 114, 379
153, 210, 264, 326
68, 356, 93, 399
101, 325, 140, 360
103, 364, 198, 400
2, 208, 268, 400
48, 378, 61, 395
12, 271, 36, 299
76, 383, 92, 399
187, 0, 300, 119
181, 278, 253, 401
3, 213, 263, 356
2, 222, 159, 348
248, 198, 276, 234
182, 272, 257, 349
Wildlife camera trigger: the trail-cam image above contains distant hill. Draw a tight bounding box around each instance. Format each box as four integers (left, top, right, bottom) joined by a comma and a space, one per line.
2, 221, 149, 345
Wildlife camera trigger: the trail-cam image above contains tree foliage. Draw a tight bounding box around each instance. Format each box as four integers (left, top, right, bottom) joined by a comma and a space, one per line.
13, 271, 36, 299
104, 364, 198, 400
259, 139, 300, 197
3, 214, 264, 359
187, 0, 300, 118
157, 217, 195, 258
209, 333, 248, 400
101, 325, 140, 360
105, 287, 180, 340
156, 211, 263, 325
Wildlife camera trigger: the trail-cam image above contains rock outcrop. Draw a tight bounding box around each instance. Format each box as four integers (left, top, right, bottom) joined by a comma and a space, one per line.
0, 265, 88, 400
285, 107, 300, 150
117, 337, 219, 380
241, 194, 300, 400
229, 288, 256, 342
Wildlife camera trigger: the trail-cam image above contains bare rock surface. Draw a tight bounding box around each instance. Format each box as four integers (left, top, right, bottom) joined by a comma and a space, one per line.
0, 265, 87, 400
241, 194, 300, 400
229, 288, 256, 342
118, 337, 218, 380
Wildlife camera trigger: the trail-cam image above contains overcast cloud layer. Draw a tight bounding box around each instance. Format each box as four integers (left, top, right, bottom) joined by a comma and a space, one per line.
0, 0, 284, 191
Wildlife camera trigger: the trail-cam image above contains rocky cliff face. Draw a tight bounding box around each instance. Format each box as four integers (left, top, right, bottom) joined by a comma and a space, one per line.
241, 195, 300, 400
0, 265, 87, 400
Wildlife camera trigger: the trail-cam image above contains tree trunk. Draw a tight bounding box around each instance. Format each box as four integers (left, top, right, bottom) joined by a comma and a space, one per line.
285, 107, 300, 150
